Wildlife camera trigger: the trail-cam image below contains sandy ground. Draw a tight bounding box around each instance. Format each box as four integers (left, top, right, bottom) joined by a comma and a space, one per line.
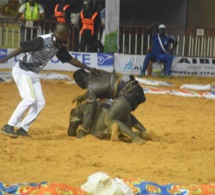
0, 70, 215, 187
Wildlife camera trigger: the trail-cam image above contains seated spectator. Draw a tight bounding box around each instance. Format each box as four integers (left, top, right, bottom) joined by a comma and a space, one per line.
139, 24, 178, 78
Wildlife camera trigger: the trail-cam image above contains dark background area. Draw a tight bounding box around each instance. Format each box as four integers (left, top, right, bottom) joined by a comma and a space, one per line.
36, 0, 215, 28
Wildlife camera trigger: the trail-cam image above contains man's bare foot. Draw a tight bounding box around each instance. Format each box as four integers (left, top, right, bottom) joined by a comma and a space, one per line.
110, 123, 119, 142
132, 136, 145, 144
139, 130, 160, 142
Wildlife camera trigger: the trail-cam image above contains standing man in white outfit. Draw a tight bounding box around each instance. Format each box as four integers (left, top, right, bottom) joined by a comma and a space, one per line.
0, 22, 98, 138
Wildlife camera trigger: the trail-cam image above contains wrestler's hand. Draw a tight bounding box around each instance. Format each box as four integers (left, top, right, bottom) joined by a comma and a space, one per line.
0, 59, 7, 63
89, 67, 100, 74
72, 95, 85, 106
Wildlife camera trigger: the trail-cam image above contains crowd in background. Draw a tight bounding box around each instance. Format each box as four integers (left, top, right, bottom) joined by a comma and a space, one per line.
15, 0, 105, 52
14, 0, 177, 78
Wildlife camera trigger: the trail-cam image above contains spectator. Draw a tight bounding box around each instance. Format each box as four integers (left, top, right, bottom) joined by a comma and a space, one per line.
54, 0, 70, 24
69, 1, 82, 29
139, 24, 178, 78
54, 0, 88, 50
15, 0, 45, 42
79, 0, 101, 52
54, 0, 74, 49
37, 0, 55, 33
99, 6, 105, 52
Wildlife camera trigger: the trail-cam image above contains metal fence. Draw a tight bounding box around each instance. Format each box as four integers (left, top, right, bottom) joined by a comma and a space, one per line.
119, 25, 215, 58
1, 17, 215, 58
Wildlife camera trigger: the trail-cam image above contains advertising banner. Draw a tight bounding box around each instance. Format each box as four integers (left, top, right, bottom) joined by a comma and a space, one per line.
171, 57, 215, 77
114, 53, 144, 75
104, 0, 120, 52
1, 49, 215, 77
0, 49, 114, 72
114, 54, 215, 77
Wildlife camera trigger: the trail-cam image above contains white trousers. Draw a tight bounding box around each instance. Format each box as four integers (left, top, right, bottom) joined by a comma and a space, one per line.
8, 63, 45, 131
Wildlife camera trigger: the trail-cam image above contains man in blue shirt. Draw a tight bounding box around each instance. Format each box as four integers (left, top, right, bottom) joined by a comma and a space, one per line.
139, 24, 178, 78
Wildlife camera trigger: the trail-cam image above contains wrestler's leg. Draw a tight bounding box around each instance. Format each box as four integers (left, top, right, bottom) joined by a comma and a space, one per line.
105, 96, 145, 144
90, 107, 107, 137
67, 107, 82, 136
77, 101, 98, 138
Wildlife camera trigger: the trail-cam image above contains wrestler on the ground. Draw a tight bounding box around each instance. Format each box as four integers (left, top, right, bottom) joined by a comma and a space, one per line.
71, 69, 146, 144
68, 99, 153, 143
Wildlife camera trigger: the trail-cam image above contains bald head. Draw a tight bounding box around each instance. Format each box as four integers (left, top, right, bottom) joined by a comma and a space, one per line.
53, 23, 70, 47
54, 23, 69, 35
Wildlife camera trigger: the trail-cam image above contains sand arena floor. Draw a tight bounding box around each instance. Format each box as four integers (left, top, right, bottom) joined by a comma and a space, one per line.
0, 70, 215, 187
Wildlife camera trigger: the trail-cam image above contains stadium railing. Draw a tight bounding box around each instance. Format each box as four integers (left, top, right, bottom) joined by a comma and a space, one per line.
1, 17, 215, 58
